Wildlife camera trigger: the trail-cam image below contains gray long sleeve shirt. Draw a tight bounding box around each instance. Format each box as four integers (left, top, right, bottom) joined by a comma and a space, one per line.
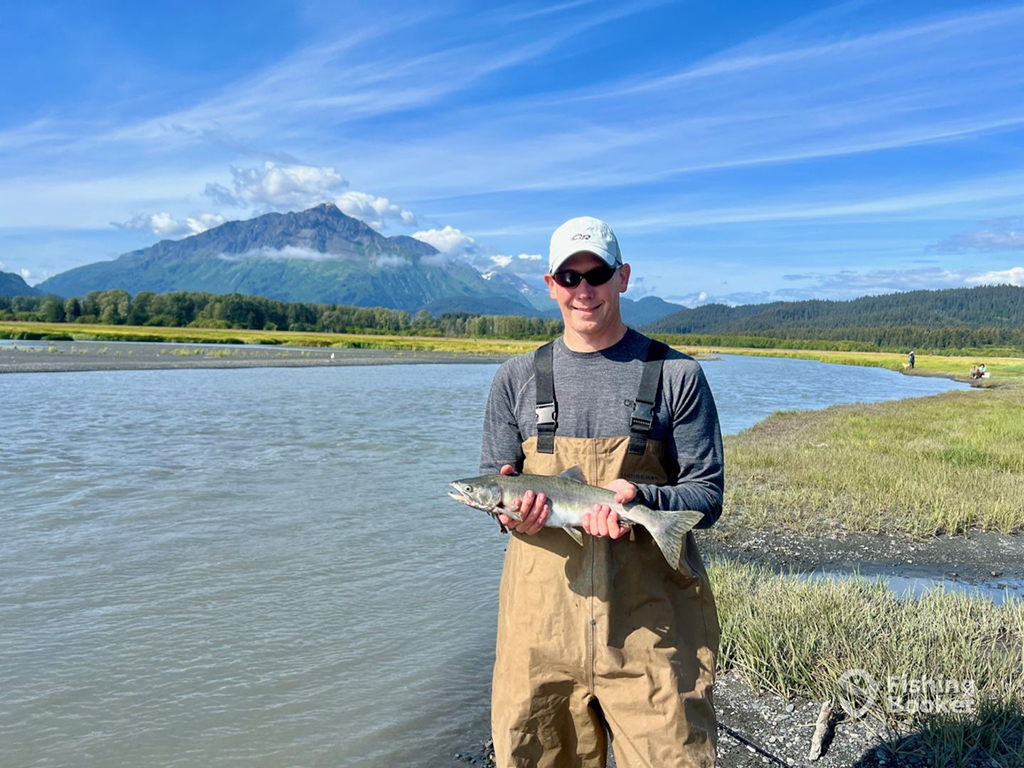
478, 328, 724, 528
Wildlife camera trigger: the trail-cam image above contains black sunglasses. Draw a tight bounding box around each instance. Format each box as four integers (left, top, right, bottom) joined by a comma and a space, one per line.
551, 264, 619, 289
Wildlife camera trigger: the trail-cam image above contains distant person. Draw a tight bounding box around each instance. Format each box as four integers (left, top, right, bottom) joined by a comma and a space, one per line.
908, 350, 915, 369
478, 216, 723, 766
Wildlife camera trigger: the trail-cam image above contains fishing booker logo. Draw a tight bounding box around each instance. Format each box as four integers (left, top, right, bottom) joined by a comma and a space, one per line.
837, 669, 977, 719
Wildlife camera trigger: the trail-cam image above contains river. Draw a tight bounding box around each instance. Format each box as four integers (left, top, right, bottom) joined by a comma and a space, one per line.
0, 355, 964, 766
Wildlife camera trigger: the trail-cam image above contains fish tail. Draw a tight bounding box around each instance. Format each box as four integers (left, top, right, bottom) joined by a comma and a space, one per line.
641, 507, 704, 569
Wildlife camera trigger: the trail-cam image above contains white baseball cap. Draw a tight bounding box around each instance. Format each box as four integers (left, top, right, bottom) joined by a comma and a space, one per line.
548, 216, 622, 274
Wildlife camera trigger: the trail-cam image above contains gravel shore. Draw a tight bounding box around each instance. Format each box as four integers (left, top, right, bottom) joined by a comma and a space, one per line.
454, 670, 931, 767
0, 339, 509, 374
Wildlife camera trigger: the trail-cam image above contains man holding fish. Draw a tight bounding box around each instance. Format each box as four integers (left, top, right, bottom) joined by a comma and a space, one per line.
460, 216, 725, 767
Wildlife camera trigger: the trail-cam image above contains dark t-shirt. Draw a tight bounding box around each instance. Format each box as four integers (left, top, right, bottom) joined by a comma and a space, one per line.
478, 328, 724, 528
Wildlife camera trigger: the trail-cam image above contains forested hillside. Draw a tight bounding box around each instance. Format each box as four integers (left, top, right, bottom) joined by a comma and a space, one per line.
648, 285, 1024, 350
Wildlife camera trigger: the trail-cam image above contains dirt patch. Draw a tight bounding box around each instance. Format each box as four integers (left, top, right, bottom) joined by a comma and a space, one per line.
697, 525, 1024, 590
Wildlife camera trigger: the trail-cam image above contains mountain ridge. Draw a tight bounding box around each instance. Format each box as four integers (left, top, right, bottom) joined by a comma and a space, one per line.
37, 204, 536, 314
34, 204, 688, 323
0, 270, 43, 298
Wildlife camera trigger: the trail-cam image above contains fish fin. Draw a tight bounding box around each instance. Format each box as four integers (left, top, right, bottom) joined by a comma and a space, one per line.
558, 465, 587, 484
501, 506, 523, 522
563, 526, 584, 545
643, 508, 704, 569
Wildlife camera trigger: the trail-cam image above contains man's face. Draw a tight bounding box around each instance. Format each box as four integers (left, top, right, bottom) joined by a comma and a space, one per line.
543, 252, 631, 339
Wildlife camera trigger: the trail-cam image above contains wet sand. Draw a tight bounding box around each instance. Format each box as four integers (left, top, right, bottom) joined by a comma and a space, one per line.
0, 339, 509, 374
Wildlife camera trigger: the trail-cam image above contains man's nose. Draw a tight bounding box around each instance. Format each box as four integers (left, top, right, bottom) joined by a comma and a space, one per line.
575, 278, 595, 296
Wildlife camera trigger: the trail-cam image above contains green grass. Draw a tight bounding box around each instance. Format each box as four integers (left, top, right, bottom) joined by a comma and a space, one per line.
725, 388, 1024, 535
0, 320, 541, 356
712, 558, 1024, 765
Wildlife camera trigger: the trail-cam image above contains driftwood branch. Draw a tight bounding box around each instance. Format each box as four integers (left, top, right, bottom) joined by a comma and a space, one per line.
808, 700, 834, 761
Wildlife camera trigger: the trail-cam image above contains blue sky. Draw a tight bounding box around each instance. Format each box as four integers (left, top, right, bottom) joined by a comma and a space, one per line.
3, 0, 1024, 305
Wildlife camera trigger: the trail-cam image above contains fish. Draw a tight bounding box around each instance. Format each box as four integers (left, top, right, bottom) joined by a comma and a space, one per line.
448, 466, 704, 569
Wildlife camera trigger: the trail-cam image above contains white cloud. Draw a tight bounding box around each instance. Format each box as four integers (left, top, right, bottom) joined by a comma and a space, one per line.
412, 225, 478, 256
488, 252, 544, 268
336, 191, 416, 229
932, 219, 1024, 252
20, 268, 31, 280
186, 213, 227, 234
232, 162, 348, 210
664, 290, 721, 307
218, 245, 410, 268
420, 252, 453, 267
218, 245, 348, 262
114, 211, 225, 237
965, 266, 1024, 286
373, 254, 408, 268
0, 260, 5, 271
150, 212, 187, 237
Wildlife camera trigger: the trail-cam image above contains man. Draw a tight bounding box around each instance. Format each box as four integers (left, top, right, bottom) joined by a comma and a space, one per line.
479, 216, 724, 767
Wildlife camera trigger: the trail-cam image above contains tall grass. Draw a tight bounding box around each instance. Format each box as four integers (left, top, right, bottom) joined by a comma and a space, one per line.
711, 559, 1024, 765
0, 321, 540, 355
725, 389, 1024, 535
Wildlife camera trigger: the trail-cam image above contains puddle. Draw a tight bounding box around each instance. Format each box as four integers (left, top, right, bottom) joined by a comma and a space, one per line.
800, 568, 1024, 605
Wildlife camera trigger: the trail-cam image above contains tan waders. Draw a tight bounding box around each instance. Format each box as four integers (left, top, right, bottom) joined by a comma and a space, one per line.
491, 341, 720, 768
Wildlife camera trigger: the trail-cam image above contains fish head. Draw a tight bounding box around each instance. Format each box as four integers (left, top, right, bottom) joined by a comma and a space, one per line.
448, 476, 503, 513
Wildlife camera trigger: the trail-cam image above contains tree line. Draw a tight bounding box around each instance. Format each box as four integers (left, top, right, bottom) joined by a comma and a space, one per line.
650, 285, 1024, 334
4, 286, 1024, 353
0, 290, 563, 340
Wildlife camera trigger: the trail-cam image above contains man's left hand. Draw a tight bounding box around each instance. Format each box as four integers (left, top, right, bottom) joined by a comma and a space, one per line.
581, 479, 637, 540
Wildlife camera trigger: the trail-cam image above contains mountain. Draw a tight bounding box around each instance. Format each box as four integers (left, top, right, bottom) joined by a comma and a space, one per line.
621, 296, 687, 326
644, 285, 1024, 350
648, 286, 1024, 334
0, 270, 43, 298
38, 204, 536, 314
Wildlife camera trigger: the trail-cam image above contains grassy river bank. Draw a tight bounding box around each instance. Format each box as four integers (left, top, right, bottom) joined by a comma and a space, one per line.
5, 321, 1022, 765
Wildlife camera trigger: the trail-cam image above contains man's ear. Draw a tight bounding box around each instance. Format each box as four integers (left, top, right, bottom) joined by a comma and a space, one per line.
543, 273, 557, 299
618, 263, 631, 294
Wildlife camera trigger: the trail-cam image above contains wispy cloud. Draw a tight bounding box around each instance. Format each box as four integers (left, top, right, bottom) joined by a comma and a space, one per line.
218, 245, 352, 262
612, 174, 1024, 231
7, 1, 1024, 303
931, 218, 1024, 252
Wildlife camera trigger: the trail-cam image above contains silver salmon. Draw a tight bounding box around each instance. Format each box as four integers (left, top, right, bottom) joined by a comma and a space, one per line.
448, 466, 703, 569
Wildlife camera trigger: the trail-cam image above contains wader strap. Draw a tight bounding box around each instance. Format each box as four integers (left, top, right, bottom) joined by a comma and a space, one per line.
534, 341, 557, 454
628, 339, 669, 455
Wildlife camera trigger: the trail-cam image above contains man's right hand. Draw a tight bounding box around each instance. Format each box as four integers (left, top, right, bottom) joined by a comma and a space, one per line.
497, 464, 549, 535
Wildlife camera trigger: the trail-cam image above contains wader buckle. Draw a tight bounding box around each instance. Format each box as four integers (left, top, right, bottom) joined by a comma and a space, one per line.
535, 403, 557, 427
630, 401, 655, 431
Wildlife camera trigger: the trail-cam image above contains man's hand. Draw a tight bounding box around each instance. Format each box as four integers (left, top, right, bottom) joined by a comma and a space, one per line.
497, 464, 549, 535
582, 479, 637, 540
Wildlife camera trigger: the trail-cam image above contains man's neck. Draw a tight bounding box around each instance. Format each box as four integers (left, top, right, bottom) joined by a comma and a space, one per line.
562, 322, 629, 353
